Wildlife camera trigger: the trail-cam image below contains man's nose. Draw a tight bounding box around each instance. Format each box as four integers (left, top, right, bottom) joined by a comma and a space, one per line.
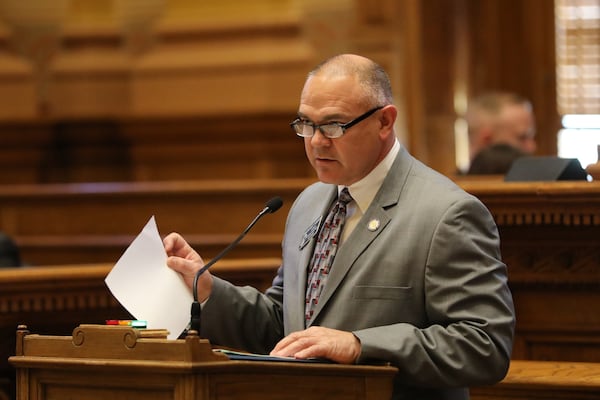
310, 128, 331, 146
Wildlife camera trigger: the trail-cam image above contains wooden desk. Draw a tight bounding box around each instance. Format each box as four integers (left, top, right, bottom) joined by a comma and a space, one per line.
9, 325, 397, 400
16, 233, 283, 265
460, 181, 600, 362
0, 179, 312, 264
0, 179, 312, 237
471, 359, 600, 400
10, 326, 600, 400
0, 259, 281, 400
2, 179, 599, 362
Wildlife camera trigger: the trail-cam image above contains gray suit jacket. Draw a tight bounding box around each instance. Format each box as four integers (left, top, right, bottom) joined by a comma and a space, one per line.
201, 147, 515, 400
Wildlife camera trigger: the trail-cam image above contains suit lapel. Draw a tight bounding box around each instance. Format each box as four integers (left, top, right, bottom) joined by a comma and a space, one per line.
306, 148, 413, 326
311, 207, 392, 319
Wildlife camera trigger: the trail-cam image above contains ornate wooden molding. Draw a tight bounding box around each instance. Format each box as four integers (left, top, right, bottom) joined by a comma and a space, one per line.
458, 180, 600, 290
0, 264, 116, 315
0, 258, 280, 316
460, 181, 600, 227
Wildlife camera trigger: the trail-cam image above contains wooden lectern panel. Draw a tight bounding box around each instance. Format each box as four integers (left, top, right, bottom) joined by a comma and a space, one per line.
9, 325, 397, 400
27, 370, 182, 400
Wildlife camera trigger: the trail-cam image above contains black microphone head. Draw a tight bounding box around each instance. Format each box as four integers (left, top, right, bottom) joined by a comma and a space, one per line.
265, 196, 283, 213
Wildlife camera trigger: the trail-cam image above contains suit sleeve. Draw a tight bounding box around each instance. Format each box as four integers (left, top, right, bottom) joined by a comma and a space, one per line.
353, 196, 515, 387
199, 268, 285, 354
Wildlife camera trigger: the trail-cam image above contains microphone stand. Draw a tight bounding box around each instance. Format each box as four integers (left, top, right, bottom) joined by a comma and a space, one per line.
189, 197, 282, 334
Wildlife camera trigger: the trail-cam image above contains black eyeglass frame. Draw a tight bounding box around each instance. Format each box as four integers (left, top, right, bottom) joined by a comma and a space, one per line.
290, 106, 385, 139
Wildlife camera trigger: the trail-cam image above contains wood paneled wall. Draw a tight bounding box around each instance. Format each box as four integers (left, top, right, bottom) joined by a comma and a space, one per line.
464, 0, 559, 157
0, 115, 313, 184
0, 0, 558, 177
0, 178, 312, 265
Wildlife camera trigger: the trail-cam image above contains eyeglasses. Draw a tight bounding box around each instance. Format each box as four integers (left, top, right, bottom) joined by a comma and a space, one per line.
290, 106, 384, 139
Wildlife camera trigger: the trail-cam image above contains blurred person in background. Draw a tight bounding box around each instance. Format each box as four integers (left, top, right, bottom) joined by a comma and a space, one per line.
466, 92, 536, 172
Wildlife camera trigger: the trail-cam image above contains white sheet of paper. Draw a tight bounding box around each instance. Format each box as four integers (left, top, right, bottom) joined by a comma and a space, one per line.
105, 216, 192, 339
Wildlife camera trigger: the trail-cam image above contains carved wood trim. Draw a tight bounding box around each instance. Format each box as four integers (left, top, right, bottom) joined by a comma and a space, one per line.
461, 181, 600, 227
0, 259, 281, 316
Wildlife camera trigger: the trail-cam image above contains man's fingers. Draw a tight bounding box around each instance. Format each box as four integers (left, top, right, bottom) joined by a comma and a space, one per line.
270, 327, 360, 364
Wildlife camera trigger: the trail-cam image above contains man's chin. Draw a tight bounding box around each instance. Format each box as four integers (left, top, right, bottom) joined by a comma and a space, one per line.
312, 160, 344, 183
315, 170, 344, 185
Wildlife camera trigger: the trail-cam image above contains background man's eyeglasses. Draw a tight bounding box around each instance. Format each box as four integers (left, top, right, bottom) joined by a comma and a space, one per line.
290, 106, 384, 139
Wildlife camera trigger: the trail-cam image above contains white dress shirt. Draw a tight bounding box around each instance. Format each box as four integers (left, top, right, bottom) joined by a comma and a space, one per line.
339, 139, 400, 244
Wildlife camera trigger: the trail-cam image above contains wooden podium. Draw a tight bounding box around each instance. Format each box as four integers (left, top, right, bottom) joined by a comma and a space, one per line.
9, 325, 397, 400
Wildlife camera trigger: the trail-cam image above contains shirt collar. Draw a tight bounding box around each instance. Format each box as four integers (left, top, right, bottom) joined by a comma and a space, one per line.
339, 139, 400, 213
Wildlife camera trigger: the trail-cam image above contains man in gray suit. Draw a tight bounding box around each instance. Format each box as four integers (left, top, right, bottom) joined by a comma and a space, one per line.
164, 54, 515, 399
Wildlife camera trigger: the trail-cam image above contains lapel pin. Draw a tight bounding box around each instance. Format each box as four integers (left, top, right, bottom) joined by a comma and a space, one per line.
300, 216, 322, 250
367, 219, 380, 232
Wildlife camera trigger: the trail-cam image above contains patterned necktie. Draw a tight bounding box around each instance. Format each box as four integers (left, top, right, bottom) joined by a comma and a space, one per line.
305, 188, 352, 324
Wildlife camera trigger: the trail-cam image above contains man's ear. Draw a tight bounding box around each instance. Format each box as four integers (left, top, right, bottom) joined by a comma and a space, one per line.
379, 105, 397, 137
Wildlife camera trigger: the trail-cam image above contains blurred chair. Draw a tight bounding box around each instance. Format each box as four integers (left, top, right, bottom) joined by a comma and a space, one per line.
467, 143, 526, 175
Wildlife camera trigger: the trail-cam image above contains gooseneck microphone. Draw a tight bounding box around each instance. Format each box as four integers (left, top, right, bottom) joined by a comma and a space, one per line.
189, 196, 283, 333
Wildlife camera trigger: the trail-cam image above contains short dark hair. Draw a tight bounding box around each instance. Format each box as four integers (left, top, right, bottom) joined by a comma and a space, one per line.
466, 92, 532, 137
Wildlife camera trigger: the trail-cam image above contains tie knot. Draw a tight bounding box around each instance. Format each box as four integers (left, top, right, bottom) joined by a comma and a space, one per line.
338, 187, 352, 205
